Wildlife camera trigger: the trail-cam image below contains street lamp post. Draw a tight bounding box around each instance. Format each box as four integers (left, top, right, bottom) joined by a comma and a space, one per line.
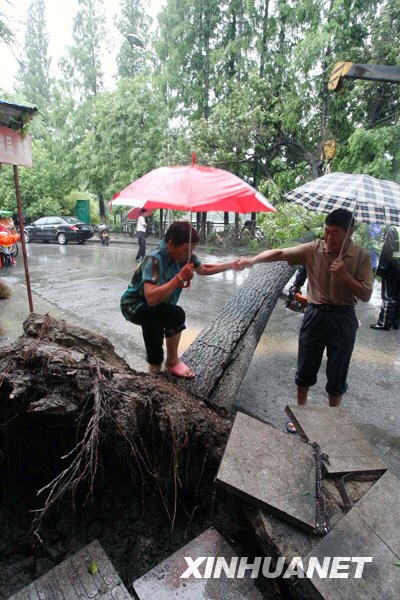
126, 33, 159, 63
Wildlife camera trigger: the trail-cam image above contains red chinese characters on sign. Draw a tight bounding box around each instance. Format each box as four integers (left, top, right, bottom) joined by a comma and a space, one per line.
0, 125, 33, 168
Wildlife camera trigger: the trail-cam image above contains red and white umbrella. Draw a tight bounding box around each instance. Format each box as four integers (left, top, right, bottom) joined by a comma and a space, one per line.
110, 153, 275, 214
126, 207, 154, 220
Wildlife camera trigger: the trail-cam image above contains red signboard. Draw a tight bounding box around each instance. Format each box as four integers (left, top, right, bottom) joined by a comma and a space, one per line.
0, 125, 33, 168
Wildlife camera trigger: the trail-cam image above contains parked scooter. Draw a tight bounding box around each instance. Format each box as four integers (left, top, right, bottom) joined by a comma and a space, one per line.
97, 223, 110, 246
0, 244, 17, 268
0, 225, 19, 268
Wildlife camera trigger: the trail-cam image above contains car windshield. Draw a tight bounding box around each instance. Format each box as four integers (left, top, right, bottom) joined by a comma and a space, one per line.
63, 217, 83, 224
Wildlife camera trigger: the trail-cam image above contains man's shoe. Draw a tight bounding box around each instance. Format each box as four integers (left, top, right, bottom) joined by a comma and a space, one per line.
370, 323, 391, 330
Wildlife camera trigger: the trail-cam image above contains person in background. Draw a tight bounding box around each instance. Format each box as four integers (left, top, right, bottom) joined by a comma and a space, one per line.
367, 223, 382, 272
121, 221, 242, 378
370, 225, 400, 331
238, 208, 373, 433
135, 209, 147, 262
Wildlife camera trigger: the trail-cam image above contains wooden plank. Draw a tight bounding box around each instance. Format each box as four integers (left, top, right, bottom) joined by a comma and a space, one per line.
8, 541, 131, 600
216, 411, 317, 532
305, 471, 400, 600
133, 527, 264, 600
285, 405, 387, 476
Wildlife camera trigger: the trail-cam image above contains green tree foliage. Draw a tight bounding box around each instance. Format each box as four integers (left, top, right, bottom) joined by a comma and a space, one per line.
0, 14, 13, 45
0, 141, 75, 217
74, 76, 169, 198
335, 126, 400, 180
258, 202, 324, 247
157, 0, 221, 119
15, 0, 51, 113
60, 0, 105, 100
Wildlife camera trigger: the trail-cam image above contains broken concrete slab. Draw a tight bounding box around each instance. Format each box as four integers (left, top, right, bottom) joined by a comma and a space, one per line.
216, 411, 317, 532
285, 405, 387, 476
304, 471, 400, 600
8, 540, 131, 600
132, 527, 264, 599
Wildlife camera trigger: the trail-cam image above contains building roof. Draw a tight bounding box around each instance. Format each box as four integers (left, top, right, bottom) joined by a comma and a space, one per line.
0, 99, 38, 130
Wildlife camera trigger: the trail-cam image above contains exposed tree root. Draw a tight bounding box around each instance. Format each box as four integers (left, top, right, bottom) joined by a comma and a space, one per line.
0, 313, 232, 537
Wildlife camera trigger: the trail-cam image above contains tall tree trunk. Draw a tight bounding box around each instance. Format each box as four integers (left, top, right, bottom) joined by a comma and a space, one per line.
319, 0, 335, 174
259, 0, 270, 78
234, 212, 240, 244
203, 0, 210, 120
196, 212, 202, 232
201, 212, 207, 241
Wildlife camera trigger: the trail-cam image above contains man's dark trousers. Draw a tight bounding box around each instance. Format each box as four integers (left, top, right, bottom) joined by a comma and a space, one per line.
136, 231, 146, 261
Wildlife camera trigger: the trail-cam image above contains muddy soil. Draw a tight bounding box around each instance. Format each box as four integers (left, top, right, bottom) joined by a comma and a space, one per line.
0, 447, 263, 597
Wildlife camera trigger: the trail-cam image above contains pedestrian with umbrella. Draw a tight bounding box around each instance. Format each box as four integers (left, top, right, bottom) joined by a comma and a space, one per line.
113, 154, 275, 378
121, 221, 243, 378
284, 172, 400, 332
238, 208, 373, 432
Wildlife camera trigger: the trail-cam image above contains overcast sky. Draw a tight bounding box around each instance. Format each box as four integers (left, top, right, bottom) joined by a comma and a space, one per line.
0, 0, 165, 95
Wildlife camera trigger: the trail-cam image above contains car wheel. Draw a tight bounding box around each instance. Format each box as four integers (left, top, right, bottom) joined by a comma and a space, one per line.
23, 231, 31, 243
57, 232, 67, 245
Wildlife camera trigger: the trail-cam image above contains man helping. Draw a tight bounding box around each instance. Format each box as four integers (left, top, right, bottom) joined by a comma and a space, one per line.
239, 209, 373, 432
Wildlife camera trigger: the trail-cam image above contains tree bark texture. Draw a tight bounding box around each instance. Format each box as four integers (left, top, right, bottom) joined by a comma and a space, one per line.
182, 262, 294, 409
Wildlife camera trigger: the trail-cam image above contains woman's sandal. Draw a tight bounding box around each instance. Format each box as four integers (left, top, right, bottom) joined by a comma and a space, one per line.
286, 421, 297, 434
166, 361, 195, 379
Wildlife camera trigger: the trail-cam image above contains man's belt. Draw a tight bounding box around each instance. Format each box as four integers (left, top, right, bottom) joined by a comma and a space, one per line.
310, 303, 353, 312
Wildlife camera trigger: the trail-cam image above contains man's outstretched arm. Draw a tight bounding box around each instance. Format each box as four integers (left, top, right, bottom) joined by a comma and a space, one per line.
238, 248, 289, 268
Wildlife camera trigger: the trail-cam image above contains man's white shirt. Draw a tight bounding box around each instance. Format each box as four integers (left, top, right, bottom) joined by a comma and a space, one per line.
137, 216, 147, 233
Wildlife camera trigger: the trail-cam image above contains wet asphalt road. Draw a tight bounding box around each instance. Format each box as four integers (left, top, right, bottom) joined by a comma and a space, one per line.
1, 239, 399, 476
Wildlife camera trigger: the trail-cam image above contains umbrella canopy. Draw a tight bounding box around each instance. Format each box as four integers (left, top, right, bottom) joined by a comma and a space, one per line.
285, 172, 400, 226
111, 157, 275, 214
126, 207, 154, 220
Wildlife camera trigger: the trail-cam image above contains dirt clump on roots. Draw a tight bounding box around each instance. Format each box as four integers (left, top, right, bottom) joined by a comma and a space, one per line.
0, 313, 280, 599
0, 279, 12, 300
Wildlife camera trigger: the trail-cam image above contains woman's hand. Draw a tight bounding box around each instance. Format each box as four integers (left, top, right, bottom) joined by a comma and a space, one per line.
237, 257, 254, 269
180, 262, 195, 280
231, 258, 245, 271
179, 262, 195, 282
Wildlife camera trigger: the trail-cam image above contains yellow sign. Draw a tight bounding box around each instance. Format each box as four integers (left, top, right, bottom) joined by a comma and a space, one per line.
323, 140, 337, 160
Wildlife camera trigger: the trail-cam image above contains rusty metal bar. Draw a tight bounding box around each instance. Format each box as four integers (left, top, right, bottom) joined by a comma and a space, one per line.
13, 164, 34, 313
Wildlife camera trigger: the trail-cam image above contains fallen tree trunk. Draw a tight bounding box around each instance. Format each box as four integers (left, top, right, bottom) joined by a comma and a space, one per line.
182, 262, 294, 409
